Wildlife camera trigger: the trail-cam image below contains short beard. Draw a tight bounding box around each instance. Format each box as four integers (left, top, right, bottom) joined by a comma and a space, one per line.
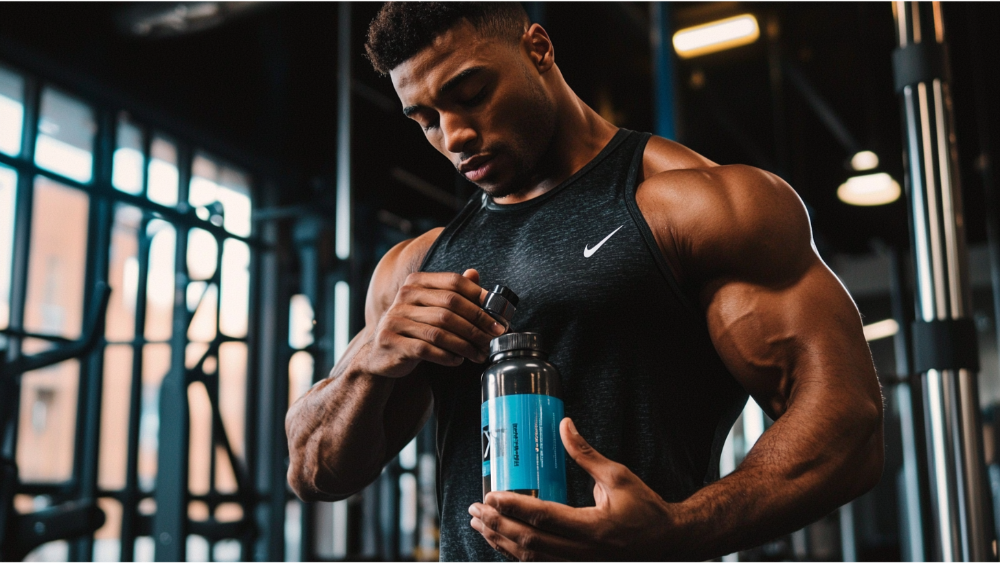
475, 68, 557, 200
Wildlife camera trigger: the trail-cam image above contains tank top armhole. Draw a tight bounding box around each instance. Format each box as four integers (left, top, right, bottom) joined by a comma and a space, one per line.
622, 133, 703, 319
419, 192, 487, 272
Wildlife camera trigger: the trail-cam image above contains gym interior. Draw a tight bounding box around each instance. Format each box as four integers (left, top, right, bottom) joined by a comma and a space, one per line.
1, 2, 1000, 561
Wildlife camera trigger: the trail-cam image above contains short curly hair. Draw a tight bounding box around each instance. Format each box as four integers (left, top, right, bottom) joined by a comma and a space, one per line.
365, 2, 530, 75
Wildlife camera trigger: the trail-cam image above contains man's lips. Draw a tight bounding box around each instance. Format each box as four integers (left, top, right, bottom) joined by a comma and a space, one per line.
459, 154, 496, 182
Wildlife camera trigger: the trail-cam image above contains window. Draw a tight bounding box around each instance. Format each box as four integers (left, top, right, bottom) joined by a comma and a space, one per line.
0, 63, 266, 563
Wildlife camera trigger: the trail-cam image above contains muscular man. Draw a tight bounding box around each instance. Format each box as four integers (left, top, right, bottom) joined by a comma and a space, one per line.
286, 3, 884, 560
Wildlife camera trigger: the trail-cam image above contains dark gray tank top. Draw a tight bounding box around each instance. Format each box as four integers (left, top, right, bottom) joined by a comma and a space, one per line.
419, 129, 748, 561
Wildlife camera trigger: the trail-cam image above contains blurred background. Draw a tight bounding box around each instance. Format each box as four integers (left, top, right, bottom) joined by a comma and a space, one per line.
1, 1, 999, 561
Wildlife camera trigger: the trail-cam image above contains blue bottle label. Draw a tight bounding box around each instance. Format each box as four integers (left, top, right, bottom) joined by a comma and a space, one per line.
487, 394, 567, 503
481, 401, 491, 478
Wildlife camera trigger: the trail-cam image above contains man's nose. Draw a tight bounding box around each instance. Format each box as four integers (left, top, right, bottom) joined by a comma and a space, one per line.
441, 113, 478, 154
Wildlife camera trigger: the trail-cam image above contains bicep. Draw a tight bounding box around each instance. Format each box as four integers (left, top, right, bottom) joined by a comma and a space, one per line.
705, 257, 878, 420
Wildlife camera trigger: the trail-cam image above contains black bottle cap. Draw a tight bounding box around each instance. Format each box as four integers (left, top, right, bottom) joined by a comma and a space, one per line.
482, 285, 518, 326
489, 332, 545, 358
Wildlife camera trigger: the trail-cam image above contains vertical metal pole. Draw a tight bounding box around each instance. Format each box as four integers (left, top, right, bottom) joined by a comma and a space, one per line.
152, 146, 193, 562
888, 247, 926, 562
70, 106, 116, 563
335, 2, 352, 263
650, 2, 676, 140
892, 3, 991, 560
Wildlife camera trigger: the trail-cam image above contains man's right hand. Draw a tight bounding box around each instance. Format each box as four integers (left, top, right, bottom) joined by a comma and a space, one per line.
354, 268, 506, 379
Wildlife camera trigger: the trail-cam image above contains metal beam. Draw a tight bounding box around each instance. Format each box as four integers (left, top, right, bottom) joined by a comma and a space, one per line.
650, 3, 677, 140
892, 3, 992, 560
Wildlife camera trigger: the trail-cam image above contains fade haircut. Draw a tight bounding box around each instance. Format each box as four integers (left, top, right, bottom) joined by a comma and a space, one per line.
365, 2, 530, 75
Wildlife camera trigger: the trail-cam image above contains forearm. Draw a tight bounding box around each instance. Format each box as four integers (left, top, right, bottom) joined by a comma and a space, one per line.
674, 391, 883, 559
286, 338, 398, 501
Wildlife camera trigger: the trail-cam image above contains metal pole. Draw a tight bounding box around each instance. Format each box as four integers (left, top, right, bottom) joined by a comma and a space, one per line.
891, 3, 992, 560
650, 2, 676, 140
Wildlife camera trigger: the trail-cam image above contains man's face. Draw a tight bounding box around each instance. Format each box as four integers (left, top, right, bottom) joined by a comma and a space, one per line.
390, 20, 556, 199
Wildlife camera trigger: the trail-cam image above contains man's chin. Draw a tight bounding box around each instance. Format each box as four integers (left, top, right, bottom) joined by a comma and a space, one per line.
476, 178, 528, 201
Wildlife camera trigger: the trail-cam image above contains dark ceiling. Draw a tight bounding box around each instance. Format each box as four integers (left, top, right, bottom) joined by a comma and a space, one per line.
0, 2, 998, 257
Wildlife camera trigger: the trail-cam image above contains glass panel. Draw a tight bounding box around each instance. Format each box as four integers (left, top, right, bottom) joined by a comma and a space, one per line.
217, 167, 252, 237
23, 177, 89, 339
144, 220, 175, 341
187, 228, 217, 281
187, 536, 209, 562
17, 359, 79, 482
188, 382, 211, 496
35, 88, 95, 183
113, 115, 144, 195
186, 342, 210, 370
213, 539, 241, 562
190, 154, 252, 236
0, 65, 24, 156
106, 205, 142, 342
219, 342, 246, 457
215, 445, 237, 493
147, 137, 178, 207
139, 343, 170, 492
219, 239, 249, 338
187, 283, 217, 343
24, 540, 68, 562
288, 351, 314, 408
98, 345, 132, 490
288, 294, 313, 350
93, 498, 122, 562
0, 164, 17, 330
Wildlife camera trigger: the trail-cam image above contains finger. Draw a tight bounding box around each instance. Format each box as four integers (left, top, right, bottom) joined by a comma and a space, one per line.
461, 269, 491, 306
406, 271, 489, 307
409, 288, 504, 336
560, 418, 630, 489
482, 492, 595, 541
396, 318, 486, 362
470, 507, 577, 562
393, 332, 464, 367
405, 305, 495, 350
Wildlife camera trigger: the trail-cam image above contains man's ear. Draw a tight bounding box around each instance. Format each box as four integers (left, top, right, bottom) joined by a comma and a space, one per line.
523, 23, 555, 73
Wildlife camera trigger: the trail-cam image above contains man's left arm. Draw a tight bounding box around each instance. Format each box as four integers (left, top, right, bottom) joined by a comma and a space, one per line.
469, 165, 884, 560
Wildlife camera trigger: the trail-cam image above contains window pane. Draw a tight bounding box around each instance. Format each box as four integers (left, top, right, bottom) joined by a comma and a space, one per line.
144, 220, 175, 341
0, 65, 24, 156
219, 341, 246, 458
113, 115, 144, 195
187, 283, 217, 343
190, 154, 252, 236
23, 177, 89, 339
17, 358, 79, 483
106, 205, 142, 342
147, 137, 178, 207
99, 344, 132, 490
35, 88, 95, 183
0, 164, 17, 330
219, 239, 249, 338
187, 228, 217, 281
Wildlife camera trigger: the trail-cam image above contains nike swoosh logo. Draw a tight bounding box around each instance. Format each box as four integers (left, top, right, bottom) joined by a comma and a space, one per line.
584, 225, 624, 258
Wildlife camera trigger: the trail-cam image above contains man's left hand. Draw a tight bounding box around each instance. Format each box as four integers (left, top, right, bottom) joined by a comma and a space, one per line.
469, 418, 688, 561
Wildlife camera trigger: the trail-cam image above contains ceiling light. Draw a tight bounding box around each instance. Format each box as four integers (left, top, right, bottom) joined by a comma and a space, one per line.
863, 318, 899, 341
673, 14, 760, 59
851, 150, 879, 171
838, 172, 901, 206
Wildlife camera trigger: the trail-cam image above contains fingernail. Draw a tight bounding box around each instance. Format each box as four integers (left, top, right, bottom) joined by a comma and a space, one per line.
491, 322, 505, 336
469, 504, 482, 518
567, 418, 579, 435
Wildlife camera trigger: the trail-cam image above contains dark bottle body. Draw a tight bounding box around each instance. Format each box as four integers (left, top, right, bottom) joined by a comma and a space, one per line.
480, 336, 567, 503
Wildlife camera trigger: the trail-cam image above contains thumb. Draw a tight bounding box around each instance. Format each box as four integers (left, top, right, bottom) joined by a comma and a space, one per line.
462, 269, 489, 305
560, 418, 621, 488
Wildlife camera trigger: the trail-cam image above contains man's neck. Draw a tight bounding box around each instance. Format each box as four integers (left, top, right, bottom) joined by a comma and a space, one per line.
493, 87, 619, 205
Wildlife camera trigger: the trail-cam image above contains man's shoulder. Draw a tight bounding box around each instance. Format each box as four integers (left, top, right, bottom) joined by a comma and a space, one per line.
635, 151, 813, 284
365, 227, 445, 318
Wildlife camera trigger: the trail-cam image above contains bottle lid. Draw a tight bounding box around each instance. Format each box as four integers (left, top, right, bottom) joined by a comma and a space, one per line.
489, 332, 545, 358
482, 284, 518, 326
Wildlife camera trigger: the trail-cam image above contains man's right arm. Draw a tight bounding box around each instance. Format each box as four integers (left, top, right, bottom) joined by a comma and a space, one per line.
285, 229, 506, 501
